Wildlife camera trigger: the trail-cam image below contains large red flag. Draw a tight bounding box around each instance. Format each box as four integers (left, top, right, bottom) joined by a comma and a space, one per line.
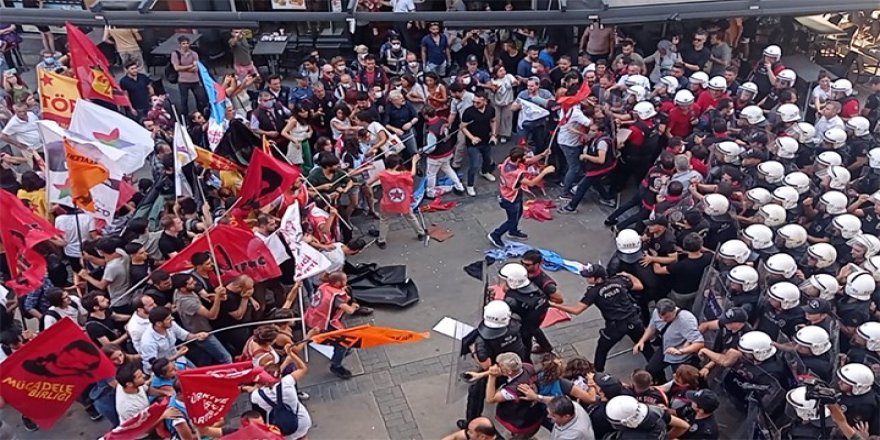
157, 224, 282, 282
177, 362, 273, 427
239, 148, 301, 208
102, 397, 170, 440
556, 79, 591, 112
378, 171, 414, 214
222, 418, 284, 440
0, 318, 116, 429
65, 22, 131, 107
0, 190, 63, 295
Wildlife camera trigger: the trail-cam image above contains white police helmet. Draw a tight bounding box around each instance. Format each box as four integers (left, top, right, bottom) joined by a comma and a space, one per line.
806, 243, 837, 269
768, 281, 801, 309
832, 213, 862, 239
772, 186, 800, 210
783, 172, 811, 195
800, 274, 840, 301
707, 76, 727, 91
499, 263, 530, 290
742, 224, 774, 250
777, 103, 801, 123
757, 161, 785, 184
674, 89, 695, 106
764, 253, 797, 279
846, 116, 871, 137
856, 322, 880, 352
820, 191, 849, 215
740, 105, 766, 125
774, 136, 800, 159
483, 300, 512, 329
777, 224, 807, 249
845, 272, 876, 301
719, 239, 751, 264
795, 326, 832, 356
739, 331, 777, 362
703, 194, 730, 217
606, 395, 648, 429
633, 101, 657, 120
837, 363, 874, 395
728, 264, 759, 291
758, 204, 787, 227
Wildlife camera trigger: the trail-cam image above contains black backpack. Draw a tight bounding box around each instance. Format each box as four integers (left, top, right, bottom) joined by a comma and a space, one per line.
39, 309, 62, 331
258, 382, 299, 435
165, 50, 180, 84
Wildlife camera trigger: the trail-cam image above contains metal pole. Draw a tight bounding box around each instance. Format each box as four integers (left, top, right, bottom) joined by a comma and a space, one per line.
297, 284, 310, 362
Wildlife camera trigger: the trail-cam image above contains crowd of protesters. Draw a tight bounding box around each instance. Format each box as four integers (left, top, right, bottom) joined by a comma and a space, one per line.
0, 11, 879, 440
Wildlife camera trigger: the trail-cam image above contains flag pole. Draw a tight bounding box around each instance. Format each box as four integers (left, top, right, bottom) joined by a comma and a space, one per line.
296, 283, 310, 362
174, 317, 302, 348
195, 173, 225, 284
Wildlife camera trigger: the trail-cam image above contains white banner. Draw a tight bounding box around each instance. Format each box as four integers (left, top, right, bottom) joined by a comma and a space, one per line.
173, 123, 195, 198
69, 99, 154, 175
278, 202, 332, 281
516, 98, 550, 130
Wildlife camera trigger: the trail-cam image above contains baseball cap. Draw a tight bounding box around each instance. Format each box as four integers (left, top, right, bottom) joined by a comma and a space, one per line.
466, 54, 479, 64
803, 298, 832, 315
685, 389, 720, 412
718, 307, 749, 325
644, 215, 669, 227
594, 373, 623, 396
580, 263, 607, 279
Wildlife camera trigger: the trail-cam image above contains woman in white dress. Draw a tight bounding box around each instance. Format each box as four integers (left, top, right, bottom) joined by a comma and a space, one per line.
281, 105, 314, 167
250, 344, 312, 440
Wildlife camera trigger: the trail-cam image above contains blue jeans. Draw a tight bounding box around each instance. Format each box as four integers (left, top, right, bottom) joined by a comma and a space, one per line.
89, 380, 119, 426
193, 335, 233, 365
466, 144, 493, 186
559, 144, 583, 194
566, 173, 613, 209
330, 343, 351, 369
491, 197, 523, 239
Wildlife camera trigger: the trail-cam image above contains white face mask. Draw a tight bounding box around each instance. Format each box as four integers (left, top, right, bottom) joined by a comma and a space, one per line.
461, 77, 471, 85
408, 62, 418, 68
391, 43, 401, 50
531, 68, 538, 74
375, 91, 384, 98
336, 65, 346, 72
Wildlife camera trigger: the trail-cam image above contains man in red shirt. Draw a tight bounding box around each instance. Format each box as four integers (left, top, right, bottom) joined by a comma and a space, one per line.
666, 90, 697, 139
365, 153, 425, 249
488, 147, 554, 247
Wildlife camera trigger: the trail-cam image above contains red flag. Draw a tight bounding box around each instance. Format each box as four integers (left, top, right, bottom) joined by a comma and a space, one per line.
378, 171, 414, 214
0, 190, 63, 295
157, 224, 282, 282
102, 397, 170, 440
65, 22, 131, 107
556, 80, 591, 112
0, 318, 115, 429
239, 148, 301, 208
221, 418, 284, 440
177, 362, 271, 427
116, 179, 137, 210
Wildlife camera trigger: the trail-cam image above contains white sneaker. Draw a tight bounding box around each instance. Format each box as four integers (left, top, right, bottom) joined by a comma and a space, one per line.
466, 186, 476, 196
481, 172, 496, 182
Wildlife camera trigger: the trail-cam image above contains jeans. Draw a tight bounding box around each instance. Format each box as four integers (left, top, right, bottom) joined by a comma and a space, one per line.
466, 144, 493, 186
520, 121, 548, 154
193, 335, 233, 365
559, 144, 583, 194
330, 343, 351, 369
491, 197, 523, 239
400, 130, 418, 157
177, 81, 208, 119
424, 61, 447, 77
426, 155, 464, 197
565, 173, 613, 210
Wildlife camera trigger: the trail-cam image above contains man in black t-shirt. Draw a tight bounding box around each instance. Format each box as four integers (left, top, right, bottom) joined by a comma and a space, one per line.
82, 293, 127, 347
552, 264, 654, 372
157, 216, 187, 260
653, 233, 713, 310
862, 77, 880, 132
461, 92, 497, 193
119, 61, 153, 119
679, 31, 711, 76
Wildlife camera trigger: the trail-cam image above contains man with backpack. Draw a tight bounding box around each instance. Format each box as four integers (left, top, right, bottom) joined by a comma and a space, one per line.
169, 35, 208, 119
250, 344, 312, 439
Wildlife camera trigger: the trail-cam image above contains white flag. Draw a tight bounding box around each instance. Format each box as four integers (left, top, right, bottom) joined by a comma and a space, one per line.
173, 123, 196, 198
259, 232, 291, 265
278, 202, 332, 281
38, 121, 122, 222
516, 98, 550, 130
69, 99, 154, 175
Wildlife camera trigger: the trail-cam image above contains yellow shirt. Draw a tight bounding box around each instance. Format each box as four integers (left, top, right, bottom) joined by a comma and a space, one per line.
108, 28, 141, 52
16, 188, 48, 218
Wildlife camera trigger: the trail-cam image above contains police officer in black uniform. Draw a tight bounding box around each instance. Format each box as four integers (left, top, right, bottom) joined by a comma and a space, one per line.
697, 307, 753, 377
459, 300, 528, 429
551, 264, 654, 372
520, 250, 564, 355
498, 263, 549, 361
606, 395, 690, 439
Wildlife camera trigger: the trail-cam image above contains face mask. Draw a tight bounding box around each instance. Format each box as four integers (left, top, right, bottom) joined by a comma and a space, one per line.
342, 83, 351, 88
358, 53, 366, 60
391, 44, 401, 50
375, 91, 383, 98
408, 62, 418, 68
461, 77, 471, 85
336, 65, 346, 72
261, 100, 275, 109
531, 68, 539, 74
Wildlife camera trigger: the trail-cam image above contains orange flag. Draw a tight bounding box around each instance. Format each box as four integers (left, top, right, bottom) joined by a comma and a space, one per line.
195, 146, 245, 172
37, 70, 80, 127
262, 135, 272, 154
310, 325, 430, 349
64, 139, 109, 212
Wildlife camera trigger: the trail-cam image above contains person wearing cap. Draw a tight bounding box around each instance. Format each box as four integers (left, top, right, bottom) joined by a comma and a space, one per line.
609, 229, 662, 325
288, 72, 313, 108
862, 76, 880, 132
588, 373, 632, 440
697, 307, 752, 377
551, 264, 654, 372
678, 389, 719, 439
802, 298, 836, 334
652, 232, 712, 310
634, 299, 704, 383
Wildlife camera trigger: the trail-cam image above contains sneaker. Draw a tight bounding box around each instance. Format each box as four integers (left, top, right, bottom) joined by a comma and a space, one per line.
466, 186, 476, 197
500, 137, 509, 144
417, 233, 427, 241
453, 187, 465, 196
508, 230, 528, 239
22, 417, 38, 432
571, 184, 579, 194
330, 366, 353, 379
481, 172, 496, 182
376, 240, 387, 249
85, 405, 103, 422
557, 206, 577, 214
558, 192, 573, 201
599, 198, 617, 208
488, 233, 504, 247
298, 391, 311, 401
604, 217, 618, 226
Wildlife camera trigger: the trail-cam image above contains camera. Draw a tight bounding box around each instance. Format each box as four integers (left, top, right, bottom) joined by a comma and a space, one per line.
804, 378, 840, 404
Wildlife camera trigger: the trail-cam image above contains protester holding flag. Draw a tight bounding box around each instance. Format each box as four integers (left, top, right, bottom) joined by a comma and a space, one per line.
365, 153, 426, 249
249, 343, 312, 439
303, 271, 361, 379
171, 273, 234, 366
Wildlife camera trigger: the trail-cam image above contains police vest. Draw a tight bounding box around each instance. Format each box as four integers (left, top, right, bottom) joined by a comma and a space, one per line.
505, 284, 549, 325
625, 119, 661, 162
584, 134, 617, 176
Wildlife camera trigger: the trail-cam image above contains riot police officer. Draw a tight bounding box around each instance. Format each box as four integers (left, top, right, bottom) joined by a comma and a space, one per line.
792, 325, 834, 383
846, 321, 880, 370
698, 307, 753, 377
836, 363, 879, 434
551, 264, 654, 372
498, 263, 549, 360
459, 300, 527, 429
605, 395, 690, 439
780, 386, 833, 439
724, 331, 796, 413
755, 281, 807, 340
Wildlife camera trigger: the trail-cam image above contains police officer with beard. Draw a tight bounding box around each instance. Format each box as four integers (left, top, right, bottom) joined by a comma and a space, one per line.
551, 264, 654, 372
498, 263, 549, 361
845, 321, 880, 374
459, 300, 528, 429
